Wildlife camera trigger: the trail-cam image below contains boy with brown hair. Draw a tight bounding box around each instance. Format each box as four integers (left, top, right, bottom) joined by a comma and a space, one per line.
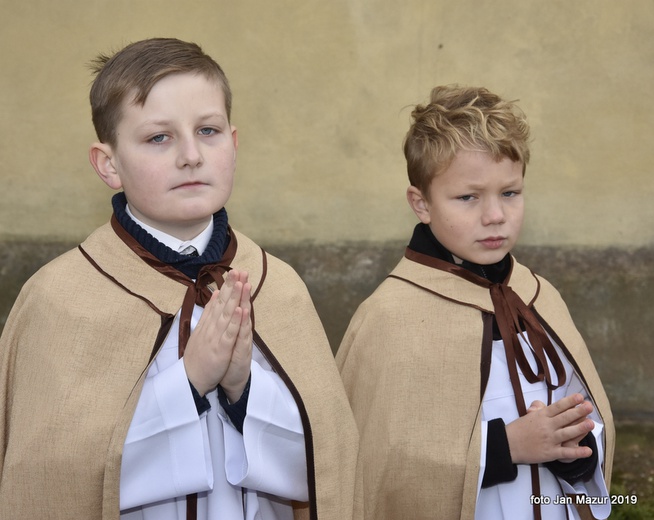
0, 38, 358, 520
337, 85, 614, 520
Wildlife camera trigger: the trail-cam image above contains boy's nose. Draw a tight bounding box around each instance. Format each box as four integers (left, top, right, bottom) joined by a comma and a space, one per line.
481, 199, 505, 226
177, 138, 203, 169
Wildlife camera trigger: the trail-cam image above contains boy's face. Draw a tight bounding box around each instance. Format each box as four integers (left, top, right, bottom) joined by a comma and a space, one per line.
407, 150, 524, 265
90, 73, 238, 240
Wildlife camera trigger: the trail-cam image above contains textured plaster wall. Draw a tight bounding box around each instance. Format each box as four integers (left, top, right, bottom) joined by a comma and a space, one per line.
0, 0, 652, 247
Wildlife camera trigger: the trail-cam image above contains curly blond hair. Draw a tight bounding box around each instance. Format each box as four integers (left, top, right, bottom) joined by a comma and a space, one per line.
403, 85, 530, 197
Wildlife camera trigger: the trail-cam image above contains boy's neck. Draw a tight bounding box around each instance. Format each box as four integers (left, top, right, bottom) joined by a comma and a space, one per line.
125, 204, 213, 255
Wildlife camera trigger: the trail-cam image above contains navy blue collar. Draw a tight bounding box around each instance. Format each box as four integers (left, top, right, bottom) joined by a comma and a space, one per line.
111, 192, 230, 279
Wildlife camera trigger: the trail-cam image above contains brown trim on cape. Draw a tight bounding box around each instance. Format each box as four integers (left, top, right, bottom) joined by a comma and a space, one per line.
386, 274, 492, 314
405, 247, 541, 308
480, 313, 494, 401
149, 316, 176, 363
78, 244, 171, 319
251, 247, 267, 302
78, 244, 176, 371
405, 247, 516, 290
533, 308, 609, 470
533, 309, 593, 400
252, 329, 317, 520
109, 213, 238, 291
249, 247, 268, 331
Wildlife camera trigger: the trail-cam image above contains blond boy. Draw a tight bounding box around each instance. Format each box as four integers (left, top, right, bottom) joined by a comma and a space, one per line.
337, 85, 614, 520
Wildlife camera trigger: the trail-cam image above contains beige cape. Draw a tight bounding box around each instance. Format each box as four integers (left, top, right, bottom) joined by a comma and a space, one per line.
0, 223, 359, 520
336, 255, 614, 520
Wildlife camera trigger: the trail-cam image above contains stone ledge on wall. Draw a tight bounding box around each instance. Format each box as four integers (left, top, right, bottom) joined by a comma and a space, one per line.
1, 238, 652, 421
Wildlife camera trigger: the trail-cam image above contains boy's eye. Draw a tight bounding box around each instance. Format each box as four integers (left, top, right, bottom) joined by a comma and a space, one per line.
458, 195, 475, 202
150, 134, 168, 143
199, 127, 217, 136
503, 191, 519, 197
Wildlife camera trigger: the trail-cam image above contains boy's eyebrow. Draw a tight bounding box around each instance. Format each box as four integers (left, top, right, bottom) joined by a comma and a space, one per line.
456, 182, 488, 192
139, 113, 228, 128
455, 180, 523, 192
197, 112, 229, 123
463, 182, 486, 190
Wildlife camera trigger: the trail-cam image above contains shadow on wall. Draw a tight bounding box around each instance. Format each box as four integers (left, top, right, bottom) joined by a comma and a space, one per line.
1, 239, 652, 421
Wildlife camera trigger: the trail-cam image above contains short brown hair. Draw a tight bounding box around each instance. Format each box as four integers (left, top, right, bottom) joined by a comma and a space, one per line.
89, 38, 232, 146
403, 85, 530, 197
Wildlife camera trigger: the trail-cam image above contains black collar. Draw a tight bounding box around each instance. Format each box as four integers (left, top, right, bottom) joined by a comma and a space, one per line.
407, 223, 511, 284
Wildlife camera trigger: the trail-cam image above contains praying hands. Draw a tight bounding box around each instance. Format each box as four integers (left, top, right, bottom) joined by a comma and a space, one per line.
183, 269, 253, 403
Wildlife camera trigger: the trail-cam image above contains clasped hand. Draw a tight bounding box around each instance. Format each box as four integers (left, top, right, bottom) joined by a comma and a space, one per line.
183, 269, 253, 403
505, 393, 595, 465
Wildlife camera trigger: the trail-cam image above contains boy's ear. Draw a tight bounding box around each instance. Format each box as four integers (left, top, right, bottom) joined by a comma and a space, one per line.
406, 186, 432, 224
231, 126, 238, 163
89, 142, 122, 190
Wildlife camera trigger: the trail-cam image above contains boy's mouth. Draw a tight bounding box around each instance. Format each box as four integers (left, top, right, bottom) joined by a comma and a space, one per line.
479, 237, 506, 249
174, 181, 207, 189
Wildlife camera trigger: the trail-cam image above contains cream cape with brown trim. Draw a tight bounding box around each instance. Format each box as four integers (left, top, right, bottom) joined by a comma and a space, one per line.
336, 255, 614, 520
0, 222, 359, 520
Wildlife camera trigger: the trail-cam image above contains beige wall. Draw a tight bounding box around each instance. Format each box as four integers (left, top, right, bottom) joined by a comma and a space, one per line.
1, 0, 652, 247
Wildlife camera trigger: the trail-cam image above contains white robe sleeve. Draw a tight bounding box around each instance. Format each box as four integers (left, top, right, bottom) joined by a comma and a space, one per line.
119, 358, 214, 510
120, 302, 307, 512
477, 420, 489, 491
220, 357, 309, 502
556, 374, 611, 519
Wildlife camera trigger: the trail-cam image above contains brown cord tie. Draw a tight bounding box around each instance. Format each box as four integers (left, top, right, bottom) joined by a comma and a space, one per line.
489, 282, 568, 520
404, 248, 567, 408
175, 258, 235, 358
489, 282, 567, 406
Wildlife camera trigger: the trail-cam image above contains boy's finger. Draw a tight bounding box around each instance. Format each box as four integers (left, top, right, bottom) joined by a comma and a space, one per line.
193, 288, 222, 331
564, 432, 590, 447
201, 281, 242, 337
235, 270, 248, 285
234, 308, 253, 356
240, 282, 252, 311
527, 400, 546, 413
200, 278, 235, 325
221, 306, 243, 344
546, 393, 584, 417
554, 401, 593, 429
559, 418, 594, 443
559, 444, 593, 461
216, 271, 238, 306
219, 282, 243, 322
